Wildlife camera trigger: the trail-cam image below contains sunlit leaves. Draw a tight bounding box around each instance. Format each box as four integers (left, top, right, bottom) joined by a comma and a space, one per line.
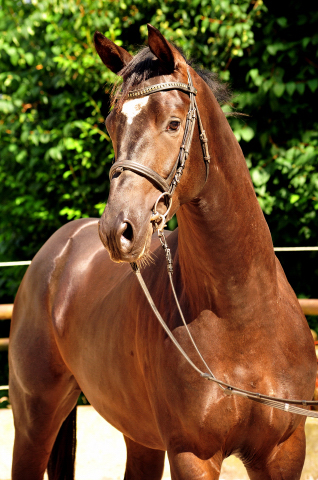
0, 0, 317, 303
138, 0, 265, 78
0, 0, 117, 284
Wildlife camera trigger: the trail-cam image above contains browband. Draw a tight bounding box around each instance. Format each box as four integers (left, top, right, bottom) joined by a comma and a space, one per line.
118, 82, 197, 98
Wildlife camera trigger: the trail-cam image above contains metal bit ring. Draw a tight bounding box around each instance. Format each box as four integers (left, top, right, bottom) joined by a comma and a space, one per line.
151, 192, 172, 232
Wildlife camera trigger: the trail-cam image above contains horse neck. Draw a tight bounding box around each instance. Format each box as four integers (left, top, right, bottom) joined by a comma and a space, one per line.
176, 95, 278, 323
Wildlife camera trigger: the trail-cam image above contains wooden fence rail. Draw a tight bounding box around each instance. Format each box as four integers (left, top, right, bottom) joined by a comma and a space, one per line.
299, 299, 318, 316
0, 304, 13, 321
0, 338, 9, 351
0, 300, 318, 352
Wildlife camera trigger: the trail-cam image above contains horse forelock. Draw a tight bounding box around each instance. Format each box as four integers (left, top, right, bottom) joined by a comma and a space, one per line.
110, 45, 233, 110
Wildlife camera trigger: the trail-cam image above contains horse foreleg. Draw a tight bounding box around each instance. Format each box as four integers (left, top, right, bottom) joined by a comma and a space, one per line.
10, 371, 80, 480
123, 435, 165, 480
168, 450, 223, 480
245, 421, 306, 480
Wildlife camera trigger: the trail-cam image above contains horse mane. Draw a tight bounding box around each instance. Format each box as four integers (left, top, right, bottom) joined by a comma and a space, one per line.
111, 45, 233, 110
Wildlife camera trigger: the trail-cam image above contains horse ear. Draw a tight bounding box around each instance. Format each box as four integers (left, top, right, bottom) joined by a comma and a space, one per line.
94, 31, 133, 74
147, 24, 185, 72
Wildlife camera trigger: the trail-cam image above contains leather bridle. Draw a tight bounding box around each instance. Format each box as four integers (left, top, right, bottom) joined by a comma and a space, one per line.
109, 69, 210, 231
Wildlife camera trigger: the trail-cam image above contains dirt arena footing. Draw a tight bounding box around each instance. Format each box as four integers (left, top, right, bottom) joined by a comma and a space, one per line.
1, 406, 318, 480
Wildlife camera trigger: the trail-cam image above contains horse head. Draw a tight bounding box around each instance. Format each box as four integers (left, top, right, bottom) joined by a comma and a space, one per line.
94, 25, 209, 263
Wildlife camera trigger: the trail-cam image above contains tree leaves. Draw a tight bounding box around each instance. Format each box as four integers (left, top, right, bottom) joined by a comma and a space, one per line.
0, 0, 317, 302
228, 2, 318, 256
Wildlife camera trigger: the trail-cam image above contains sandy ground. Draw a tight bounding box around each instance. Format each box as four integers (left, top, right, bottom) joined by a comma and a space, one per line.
1, 406, 318, 480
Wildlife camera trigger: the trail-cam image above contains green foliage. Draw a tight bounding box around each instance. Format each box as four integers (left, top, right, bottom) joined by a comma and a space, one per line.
137, 0, 265, 80
0, 0, 119, 276
0, 0, 317, 304
0, 0, 266, 301
228, 2, 318, 249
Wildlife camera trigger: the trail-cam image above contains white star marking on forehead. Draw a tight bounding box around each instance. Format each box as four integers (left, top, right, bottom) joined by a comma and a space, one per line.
121, 96, 149, 125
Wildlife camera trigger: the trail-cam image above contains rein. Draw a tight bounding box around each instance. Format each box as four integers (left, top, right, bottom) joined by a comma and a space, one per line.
110, 70, 318, 418
132, 245, 318, 419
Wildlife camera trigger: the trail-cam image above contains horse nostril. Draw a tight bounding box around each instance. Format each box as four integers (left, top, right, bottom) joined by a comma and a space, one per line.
121, 222, 133, 242
118, 221, 134, 252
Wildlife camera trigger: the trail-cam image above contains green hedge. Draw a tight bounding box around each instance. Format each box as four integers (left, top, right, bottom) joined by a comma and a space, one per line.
0, 0, 317, 302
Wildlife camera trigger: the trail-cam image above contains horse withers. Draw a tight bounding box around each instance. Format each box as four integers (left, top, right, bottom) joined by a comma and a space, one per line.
9, 25, 316, 480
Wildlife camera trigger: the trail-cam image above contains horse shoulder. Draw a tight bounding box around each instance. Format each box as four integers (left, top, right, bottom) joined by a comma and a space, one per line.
12, 219, 102, 333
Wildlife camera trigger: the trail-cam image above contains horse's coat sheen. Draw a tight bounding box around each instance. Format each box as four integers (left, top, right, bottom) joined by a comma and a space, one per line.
9, 25, 316, 480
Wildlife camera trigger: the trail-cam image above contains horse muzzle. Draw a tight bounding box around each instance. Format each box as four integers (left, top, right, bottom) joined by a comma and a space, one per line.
98, 207, 153, 263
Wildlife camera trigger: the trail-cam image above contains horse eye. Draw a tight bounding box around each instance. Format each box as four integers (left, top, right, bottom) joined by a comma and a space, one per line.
167, 120, 180, 131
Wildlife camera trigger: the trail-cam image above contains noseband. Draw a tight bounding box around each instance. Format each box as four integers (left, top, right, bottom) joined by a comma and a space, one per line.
109, 69, 210, 230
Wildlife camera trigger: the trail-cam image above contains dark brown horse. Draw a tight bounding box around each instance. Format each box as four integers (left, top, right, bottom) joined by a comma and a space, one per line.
9, 25, 316, 480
